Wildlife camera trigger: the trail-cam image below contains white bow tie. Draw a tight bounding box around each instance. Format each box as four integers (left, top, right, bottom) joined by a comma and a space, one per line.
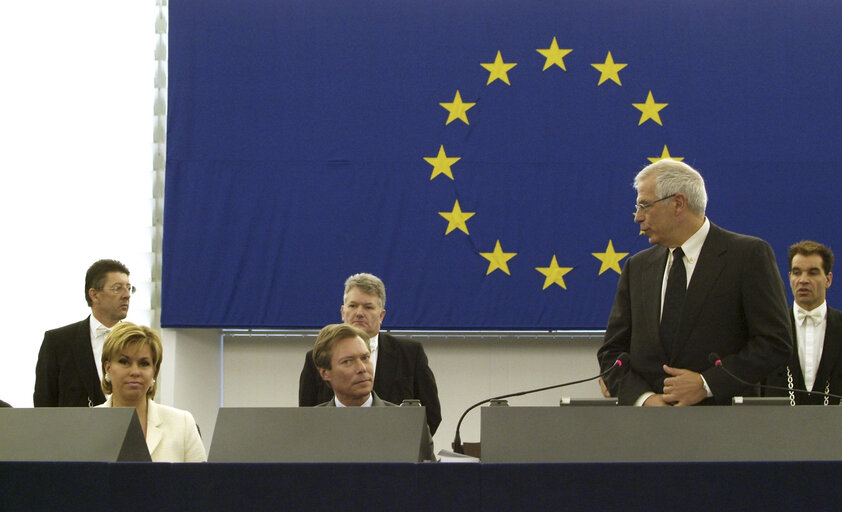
796, 308, 823, 326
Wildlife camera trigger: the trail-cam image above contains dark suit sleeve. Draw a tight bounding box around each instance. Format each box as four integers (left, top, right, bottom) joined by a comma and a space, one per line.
299, 350, 324, 406
34, 331, 59, 407
701, 239, 792, 401
412, 344, 442, 435
597, 258, 655, 404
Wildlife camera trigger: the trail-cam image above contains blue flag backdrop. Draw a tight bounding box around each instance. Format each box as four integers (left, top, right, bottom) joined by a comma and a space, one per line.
163, 0, 842, 329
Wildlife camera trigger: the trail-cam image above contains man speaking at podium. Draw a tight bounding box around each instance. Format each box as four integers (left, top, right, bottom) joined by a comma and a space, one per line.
597, 160, 791, 405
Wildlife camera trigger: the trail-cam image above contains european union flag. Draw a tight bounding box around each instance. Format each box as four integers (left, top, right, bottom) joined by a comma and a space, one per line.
163, 0, 842, 329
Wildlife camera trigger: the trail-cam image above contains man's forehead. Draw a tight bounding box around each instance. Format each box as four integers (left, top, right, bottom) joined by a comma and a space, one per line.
792, 254, 825, 271
104, 272, 129, 283
345, 290, 379, 305
332, 336, 369, 356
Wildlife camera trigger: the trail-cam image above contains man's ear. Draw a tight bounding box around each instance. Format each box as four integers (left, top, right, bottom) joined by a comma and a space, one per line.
672, 193, 687, 214
318, 367, 330, 383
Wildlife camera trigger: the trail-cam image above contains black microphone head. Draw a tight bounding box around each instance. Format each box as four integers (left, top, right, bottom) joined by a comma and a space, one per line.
708, 353, 721, 366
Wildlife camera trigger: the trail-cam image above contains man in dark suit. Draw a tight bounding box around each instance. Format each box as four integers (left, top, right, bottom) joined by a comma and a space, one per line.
299, 273, 441, 434
598, 160, 791, 405
34, 259, 134, 407
765, 241, 842, 404
312, 323, 435, 460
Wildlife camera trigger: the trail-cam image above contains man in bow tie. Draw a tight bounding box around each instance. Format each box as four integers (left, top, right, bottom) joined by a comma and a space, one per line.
34, 259, 133, 407
764, 241, 842, 404
597, 160, 792, 406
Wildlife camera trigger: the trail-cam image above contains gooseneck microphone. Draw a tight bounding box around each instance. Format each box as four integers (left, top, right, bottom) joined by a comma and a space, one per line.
451, 353, 629, 454
708, 353, 842, 403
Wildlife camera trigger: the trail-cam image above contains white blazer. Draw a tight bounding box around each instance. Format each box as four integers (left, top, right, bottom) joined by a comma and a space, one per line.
98, 397, 207, 462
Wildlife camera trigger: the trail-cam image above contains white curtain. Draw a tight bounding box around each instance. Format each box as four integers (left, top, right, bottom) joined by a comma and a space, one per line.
0, 2, 159, 407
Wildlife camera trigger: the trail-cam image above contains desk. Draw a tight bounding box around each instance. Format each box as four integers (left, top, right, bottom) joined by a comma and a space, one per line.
3, 461, 841, 511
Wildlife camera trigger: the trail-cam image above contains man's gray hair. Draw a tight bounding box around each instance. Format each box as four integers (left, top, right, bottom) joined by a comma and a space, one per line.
634, 160, 707, 216
343, 273, 386, 309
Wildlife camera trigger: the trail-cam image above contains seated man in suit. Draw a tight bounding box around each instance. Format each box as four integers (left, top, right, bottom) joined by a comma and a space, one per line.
313, 323, 435, 461
34, 259, 134, 407
765, 241, 842, 404
598, 160, 791, 405
299, 273, 441, 434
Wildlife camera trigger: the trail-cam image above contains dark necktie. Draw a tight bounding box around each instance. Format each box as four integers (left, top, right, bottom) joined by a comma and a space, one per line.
660, 247, 686, 355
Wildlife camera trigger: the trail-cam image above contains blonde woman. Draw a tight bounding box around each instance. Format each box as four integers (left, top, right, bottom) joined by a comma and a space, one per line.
97, 322, 206, 462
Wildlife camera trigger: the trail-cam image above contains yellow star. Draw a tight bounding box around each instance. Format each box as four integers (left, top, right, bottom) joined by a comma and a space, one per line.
481, 50, 517, 85
536, 37, 573, 71
480, 240, 517, 276
423, 145, 461, 180
633, 91, 668, 126
591, 51, 627, 86
438, 200, 475, 235
535, 255, 573, 290
440, 90, 476, 125
592, 240, 629, 276
647, 145, 684, 163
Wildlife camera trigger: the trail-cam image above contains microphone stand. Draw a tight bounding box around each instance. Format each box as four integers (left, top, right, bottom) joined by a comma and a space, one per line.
452, 356, 626, 454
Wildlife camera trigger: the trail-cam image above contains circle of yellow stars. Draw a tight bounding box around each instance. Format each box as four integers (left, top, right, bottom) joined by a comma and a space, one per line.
423, 37, 685, 290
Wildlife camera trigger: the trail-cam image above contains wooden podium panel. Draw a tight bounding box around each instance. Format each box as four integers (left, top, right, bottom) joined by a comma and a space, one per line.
481, 405, 842, 462
0, 408, 150, 462
208, 407, 428, 462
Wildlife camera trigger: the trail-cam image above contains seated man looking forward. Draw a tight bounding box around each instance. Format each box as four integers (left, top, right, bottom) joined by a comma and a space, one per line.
313, 323, 435, 461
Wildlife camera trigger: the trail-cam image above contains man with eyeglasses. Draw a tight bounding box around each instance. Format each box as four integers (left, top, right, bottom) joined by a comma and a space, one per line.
34, 259, 135, 407
597, 160, 791, 406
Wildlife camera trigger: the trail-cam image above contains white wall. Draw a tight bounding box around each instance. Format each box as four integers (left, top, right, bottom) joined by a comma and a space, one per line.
0, 2, 154, 408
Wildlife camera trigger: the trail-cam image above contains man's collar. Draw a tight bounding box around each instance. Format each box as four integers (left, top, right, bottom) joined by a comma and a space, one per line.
334, 393, 374, 407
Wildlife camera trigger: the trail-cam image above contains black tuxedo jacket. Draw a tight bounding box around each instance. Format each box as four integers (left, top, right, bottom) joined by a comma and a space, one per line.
764, 306, 842, 404
34, 317, 106, 407
299, 332, 442, 434
598, 223, 792, 405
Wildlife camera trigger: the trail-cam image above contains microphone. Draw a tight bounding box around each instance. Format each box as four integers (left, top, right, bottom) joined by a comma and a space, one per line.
451, 353, 629, 454
708, 353, 842, 403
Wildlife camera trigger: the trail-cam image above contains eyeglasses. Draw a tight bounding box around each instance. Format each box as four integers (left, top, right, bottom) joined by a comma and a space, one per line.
634, 194, 675, 213
101, 284, 136, 295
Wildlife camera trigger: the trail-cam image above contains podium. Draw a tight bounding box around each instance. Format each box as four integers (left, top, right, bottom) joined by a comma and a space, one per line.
208, 406, 428, 462
481, 405, 842, 462
0, 408, 150, 462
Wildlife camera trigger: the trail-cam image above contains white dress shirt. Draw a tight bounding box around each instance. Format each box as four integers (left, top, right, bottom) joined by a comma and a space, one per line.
89, 315, 111, 379
793, 301, 828, 391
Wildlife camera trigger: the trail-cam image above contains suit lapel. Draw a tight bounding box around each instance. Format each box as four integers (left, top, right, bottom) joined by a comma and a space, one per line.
814, 307, 842, 391
71, 317, 104, 404
371, 392, 384, 406
145, 400, 163, 456
373, 333, 397, 397
673, 224, 728, 359
787, 313, 807, 390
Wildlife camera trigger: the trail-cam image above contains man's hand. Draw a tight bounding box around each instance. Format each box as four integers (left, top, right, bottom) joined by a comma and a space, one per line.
662, 365, 707, 406
642, 394, 672, 406
598, 377, 612, 398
